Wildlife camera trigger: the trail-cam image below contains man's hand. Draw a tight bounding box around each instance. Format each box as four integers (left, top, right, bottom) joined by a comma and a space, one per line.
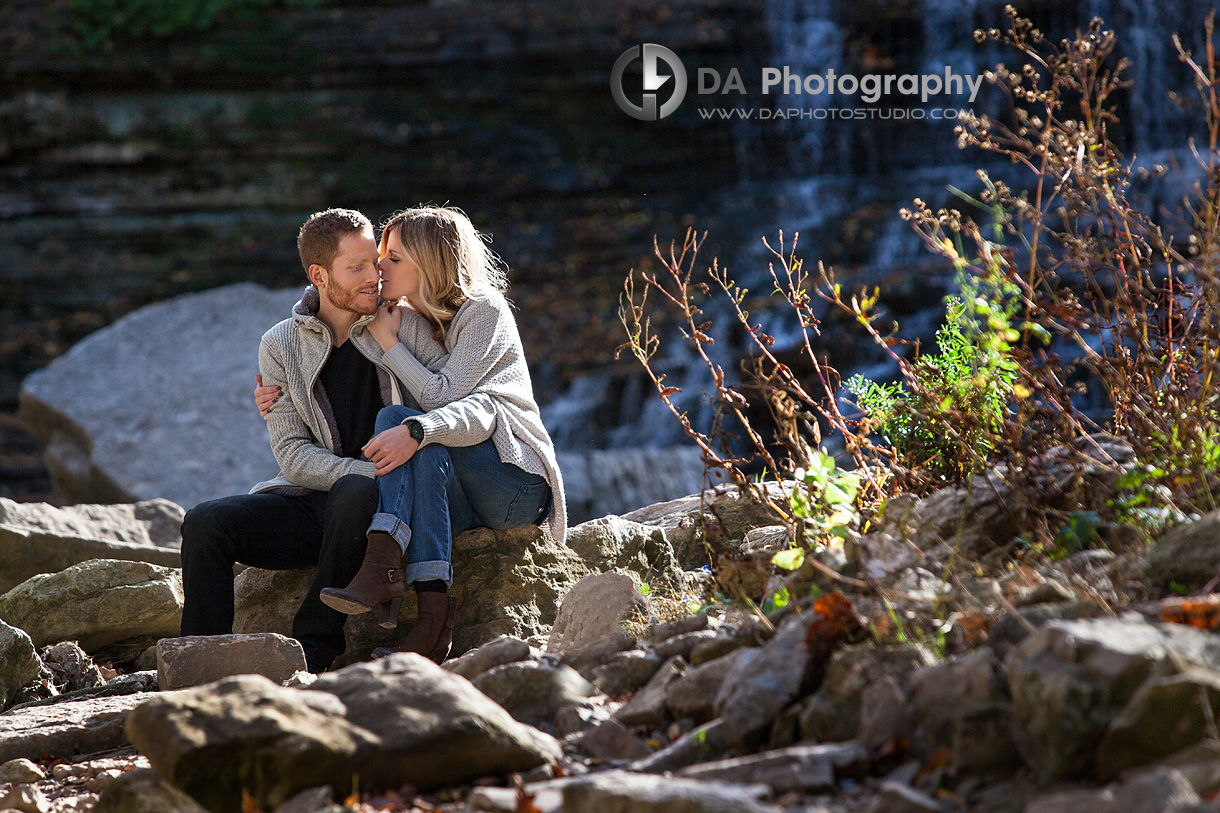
254, 374, 282, 417
362, 424, 419, 475
368, 303, 403, 352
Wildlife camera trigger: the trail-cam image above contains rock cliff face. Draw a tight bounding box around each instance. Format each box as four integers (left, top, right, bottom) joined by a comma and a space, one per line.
0, 0, 771, 417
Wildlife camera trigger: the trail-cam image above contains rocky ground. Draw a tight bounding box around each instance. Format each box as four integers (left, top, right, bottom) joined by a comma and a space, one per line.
1, 434, 1219, 812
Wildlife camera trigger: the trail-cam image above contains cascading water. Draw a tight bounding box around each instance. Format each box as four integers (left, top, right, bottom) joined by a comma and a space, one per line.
542, 0, 1212, 452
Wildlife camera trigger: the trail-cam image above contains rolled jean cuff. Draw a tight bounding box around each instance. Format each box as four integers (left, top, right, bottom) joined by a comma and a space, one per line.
368, 512, 412, 554
404, 560, 453, 587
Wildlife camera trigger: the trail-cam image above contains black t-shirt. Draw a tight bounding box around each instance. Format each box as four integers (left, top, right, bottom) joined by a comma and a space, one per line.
318, 339, 383, 460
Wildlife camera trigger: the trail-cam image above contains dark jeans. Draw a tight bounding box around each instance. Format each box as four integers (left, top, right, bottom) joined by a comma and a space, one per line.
179, 473, 378, 673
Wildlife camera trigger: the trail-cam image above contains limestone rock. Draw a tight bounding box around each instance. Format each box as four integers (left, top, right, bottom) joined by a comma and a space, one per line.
614, 655, 686, 729
546, 572, 651, 657
1147, 510, 1220, 588
0, 619, 41, 710
0, 693, 147, 763
0, 559, 183, 651
622, 482, 794, 570
93, 767, 210, 813
1005, 616, 1220, 780
126, 674, 373, 812
665, 648, 746, 724
562, 515, 679, 585
677, 742, 869, 793
567, 719, 652, 761
0, 497, 183, 592
233, 525, 589, 663
156, 633, 307, 691
18, 284, 300, 508
715, 614, 812, 754
310, 654, 562, 790
443, 635, 532, 681
798, 642, 933, 745
561, 769, 781, 813
0, 783, 51, 813
471, 661, 598, 731
589, 649, 664, 698
0, 758, 44, 784
41, 641, 105, 693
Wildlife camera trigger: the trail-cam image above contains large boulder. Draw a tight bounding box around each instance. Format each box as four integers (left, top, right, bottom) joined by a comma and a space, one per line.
234, 524, 588, 663
18, 282, 709, 518
125, 674, 373, 812
563, 515, 681, 585
0, 559, 183, 651
0, 497, 183, 593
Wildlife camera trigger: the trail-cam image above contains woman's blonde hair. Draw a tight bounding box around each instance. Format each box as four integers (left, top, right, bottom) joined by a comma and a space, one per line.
379, 205, 507, 343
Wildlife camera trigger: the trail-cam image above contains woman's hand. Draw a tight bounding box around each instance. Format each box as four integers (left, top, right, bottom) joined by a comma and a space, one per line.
362, 424, 419, 475
368, 302, 403, 352
254, 375, 282, 417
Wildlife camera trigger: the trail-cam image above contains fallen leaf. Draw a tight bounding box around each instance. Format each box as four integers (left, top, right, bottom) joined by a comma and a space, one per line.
1158, 594, 1220, 630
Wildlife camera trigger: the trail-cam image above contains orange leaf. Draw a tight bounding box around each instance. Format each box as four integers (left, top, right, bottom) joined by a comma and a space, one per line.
1158, 594, 1220, 630
241, 789, 263, 813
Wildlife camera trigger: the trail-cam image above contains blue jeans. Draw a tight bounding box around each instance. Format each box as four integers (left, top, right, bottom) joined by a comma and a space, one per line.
366, 405, 552, 586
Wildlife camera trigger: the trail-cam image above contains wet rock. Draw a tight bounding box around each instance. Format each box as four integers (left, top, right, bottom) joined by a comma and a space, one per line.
715, 614, 813, 754
0, 618, 41, 710
677, 742, 868, 793
589, 649, 664, 698
156, 633, 307, 691
546, 572, 651, 657
665, 648, 746, 724
443, 635, 532, 680
562, 515, 680, 585
0, 693, 147, 763
561, 769, 781, 813
614, 655, 686, 729
1006, 616, 1220, 780
0, 757, 44, 784
0, 559, 182, 651
233, 524, 589, 663
471, 660, 598, 731
310, 654, 562, 791
567, 718, 652, 761
0, 498, 183, 593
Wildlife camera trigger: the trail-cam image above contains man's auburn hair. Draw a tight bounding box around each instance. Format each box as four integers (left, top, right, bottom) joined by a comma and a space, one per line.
297, 208, 373, 272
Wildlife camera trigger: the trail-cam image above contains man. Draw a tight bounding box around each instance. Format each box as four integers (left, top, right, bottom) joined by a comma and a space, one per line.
179, 208, 413, 673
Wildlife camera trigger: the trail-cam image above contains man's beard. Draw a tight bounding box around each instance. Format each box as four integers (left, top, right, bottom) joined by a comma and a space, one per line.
327, 281, 379, 316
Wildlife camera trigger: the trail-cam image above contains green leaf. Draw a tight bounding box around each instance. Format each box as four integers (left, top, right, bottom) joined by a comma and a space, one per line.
772, 548, 806, 571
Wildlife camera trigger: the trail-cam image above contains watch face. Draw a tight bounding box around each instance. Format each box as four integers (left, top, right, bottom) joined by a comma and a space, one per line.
409, 421, 425, 442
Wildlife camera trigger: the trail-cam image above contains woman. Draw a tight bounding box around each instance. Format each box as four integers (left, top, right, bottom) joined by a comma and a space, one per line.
257, 205, 567, 663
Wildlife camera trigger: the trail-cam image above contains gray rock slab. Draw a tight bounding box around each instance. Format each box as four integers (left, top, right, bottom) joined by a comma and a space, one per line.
471, 660, 598, 731
716, 613, 811, 754
677, 742, 869, 793
0, 497, 183, 593
614, 655, 686, 729
0, 558, 182, 652
443, 635, 532, 680
629, 720, 730, 774
562, 769, 781, 813
93, 767, 210, 813
665, 648, 745, 724
310, 653, 562, 790
590, 649, 664, 698
0, 693, 148, 763
157, 633, 307, 691
567, 718, 653, 761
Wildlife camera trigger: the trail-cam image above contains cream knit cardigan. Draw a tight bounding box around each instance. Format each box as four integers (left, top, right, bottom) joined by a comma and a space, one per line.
380, 291, 568, 545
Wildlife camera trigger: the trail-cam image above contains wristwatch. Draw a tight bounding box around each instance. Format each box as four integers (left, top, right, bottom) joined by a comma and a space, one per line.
404, 418, 425, 444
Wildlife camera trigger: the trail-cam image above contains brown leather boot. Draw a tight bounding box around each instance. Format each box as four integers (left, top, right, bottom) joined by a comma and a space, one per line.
372, 590, 456, 663
320, 532, 404, 629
